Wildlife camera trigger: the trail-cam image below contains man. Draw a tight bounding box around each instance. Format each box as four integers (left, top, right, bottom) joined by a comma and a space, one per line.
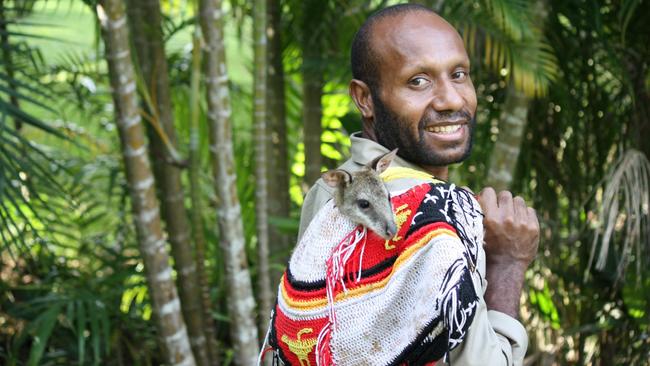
267, 4, 539, 365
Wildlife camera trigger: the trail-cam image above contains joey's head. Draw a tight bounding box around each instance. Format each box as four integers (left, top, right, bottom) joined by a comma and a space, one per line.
322, 149, 398, 240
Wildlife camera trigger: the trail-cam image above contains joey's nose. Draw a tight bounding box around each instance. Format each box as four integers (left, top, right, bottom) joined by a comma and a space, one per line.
385, 222, 397, 239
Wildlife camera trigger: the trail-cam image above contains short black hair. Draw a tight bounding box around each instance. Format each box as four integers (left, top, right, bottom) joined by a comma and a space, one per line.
350, 3, 436, 91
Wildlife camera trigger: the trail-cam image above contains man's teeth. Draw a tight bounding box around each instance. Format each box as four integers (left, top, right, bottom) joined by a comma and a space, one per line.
426, 124, 462, 134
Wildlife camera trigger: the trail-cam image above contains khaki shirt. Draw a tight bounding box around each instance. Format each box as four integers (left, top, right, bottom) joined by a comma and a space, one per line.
298, 132, 528, 366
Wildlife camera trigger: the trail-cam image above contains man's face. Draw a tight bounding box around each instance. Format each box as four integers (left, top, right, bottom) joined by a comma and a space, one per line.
368, 12, 477, 167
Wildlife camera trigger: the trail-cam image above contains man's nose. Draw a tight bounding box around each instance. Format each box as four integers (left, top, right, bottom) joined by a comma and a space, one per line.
431, 79, 464, 112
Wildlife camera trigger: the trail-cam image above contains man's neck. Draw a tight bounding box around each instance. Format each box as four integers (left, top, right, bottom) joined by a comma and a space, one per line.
422, 165, 449, 181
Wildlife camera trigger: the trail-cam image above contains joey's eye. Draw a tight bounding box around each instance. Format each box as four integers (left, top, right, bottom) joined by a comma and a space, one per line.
356, 199, 370, 209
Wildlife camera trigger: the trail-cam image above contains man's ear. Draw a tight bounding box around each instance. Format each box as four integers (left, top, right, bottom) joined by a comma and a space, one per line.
349, 79, 374, 120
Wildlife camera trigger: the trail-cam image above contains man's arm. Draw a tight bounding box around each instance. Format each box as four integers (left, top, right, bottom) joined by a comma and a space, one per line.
477, 187, 540, 318
448, 188, 538, 366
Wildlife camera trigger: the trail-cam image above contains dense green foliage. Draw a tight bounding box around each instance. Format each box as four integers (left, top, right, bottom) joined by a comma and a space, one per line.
1, 0, 649, 365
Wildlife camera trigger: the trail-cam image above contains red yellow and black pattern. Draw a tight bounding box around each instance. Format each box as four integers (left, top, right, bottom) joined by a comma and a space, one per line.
268, 173, 484, 366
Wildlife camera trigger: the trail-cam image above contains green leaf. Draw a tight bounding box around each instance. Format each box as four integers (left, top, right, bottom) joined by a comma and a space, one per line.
0, 71, 53, 99
89, 301, 101, 364
339, 112, 362, 135
27, 302, 63, 366
268, 215, 300, 234
0, 83, 56, 113
100, 302, 110, 357
0, 99, 67, 139
76, 300, 86, 365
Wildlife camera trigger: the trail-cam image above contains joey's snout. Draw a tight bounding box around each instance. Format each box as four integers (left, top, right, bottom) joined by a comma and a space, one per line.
384, 221, 398, 240
375, 199, 397, 240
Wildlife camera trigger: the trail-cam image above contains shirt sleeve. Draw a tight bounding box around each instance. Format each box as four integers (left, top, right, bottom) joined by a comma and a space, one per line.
297, 181, 333, 241
446, 234, 528, 366
432, 232, 528, 366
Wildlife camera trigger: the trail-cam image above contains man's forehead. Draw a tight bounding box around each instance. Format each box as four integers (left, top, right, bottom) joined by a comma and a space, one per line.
372, 10, 452, 32
368, 11, 465, 59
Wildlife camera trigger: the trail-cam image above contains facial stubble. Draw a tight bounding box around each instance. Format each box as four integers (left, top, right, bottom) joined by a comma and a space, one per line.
372, 93, 476, 167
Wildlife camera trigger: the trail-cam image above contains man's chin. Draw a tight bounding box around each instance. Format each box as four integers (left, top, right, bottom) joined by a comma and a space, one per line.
414, 143, 472, 167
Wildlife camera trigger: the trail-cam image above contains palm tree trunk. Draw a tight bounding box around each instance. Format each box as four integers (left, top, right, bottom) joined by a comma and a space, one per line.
198, 0, 260, 364
625, 59, 650, 160
485, 87, 529, 191
485, 0, 552, 192
253, 0, 273, 343
189, 27, 221, 366
302, 67, 324, 187
97, 1, 195, 365
123, 0, 164, 195
301, 0, 326, 187
125, 1, 210, 364
266, 0, 291, 274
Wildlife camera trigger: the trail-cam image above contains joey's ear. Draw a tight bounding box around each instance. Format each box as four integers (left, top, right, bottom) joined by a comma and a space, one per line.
369, 148, 398, 174
322, 169, 352, 188
349, 79, 374, 120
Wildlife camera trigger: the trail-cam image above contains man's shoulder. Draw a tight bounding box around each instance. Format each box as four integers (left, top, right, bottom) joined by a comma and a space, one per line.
298, 158, 362, 239
382, 166, 446, 192
303, 178, 333, 206
382, 170, 483, 232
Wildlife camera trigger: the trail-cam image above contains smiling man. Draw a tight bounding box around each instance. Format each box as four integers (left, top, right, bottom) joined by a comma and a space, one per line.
355, 8, 476, 171
267, 4, 539, 366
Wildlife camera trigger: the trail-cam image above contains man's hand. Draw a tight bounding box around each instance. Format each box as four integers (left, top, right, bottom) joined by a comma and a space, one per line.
477, 187, 540, 318
478, 187, 539, 266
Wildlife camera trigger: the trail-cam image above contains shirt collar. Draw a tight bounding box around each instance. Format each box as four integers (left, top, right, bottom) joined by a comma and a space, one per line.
349, 131, 425, 172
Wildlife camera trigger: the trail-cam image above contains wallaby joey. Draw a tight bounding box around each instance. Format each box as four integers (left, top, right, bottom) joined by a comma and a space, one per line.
322, 149, 398, 240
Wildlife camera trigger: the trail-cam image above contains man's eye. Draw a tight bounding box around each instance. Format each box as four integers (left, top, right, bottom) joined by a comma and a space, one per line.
357, 199, 370, 209
452, 71, 468, 80
409, 77, 428, 87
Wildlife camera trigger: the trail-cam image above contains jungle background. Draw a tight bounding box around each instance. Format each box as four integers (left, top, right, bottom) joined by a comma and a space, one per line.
1, 0, 649, 365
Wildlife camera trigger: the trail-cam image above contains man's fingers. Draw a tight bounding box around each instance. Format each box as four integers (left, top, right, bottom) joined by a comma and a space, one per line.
513, 196, 527, 218
497, 190, 513, 207
527, 206, 540, 230
478, 187, 497, 213
497, 190, 514, 220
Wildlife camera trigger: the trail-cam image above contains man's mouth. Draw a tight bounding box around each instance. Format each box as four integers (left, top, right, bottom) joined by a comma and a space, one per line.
424, 122, 466, 135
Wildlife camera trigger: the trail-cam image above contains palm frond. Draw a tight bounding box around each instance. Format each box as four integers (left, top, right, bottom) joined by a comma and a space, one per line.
0, 2, 114, 259
447, 0, 558, 97
619, 0, 642, 44
587, 149, 650, 284
481, 0, 531, 41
